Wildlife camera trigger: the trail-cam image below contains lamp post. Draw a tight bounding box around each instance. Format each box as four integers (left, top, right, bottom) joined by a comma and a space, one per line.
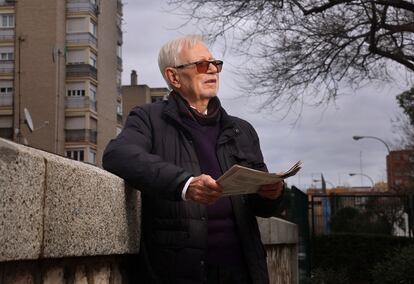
352, 135, 390, 153
352, 135, 390, 190
349, 173, 375, 188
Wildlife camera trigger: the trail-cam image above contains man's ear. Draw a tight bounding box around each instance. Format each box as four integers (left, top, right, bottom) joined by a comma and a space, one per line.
165, 68, 180, 88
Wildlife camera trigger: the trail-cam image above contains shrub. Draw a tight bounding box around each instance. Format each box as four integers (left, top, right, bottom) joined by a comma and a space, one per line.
371, 245, 414, 284
330, 206, 392, 235
308, 267, 349, 284
312, 234, 414, 282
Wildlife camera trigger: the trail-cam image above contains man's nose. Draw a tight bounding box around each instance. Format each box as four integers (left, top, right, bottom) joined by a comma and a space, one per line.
207, 62, 219, 73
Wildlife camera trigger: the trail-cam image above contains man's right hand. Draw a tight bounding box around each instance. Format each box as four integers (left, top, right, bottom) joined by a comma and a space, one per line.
185, 174, 223, 205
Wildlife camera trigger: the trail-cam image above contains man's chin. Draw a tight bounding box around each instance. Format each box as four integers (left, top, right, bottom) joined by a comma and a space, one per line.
200, 91, 218, 99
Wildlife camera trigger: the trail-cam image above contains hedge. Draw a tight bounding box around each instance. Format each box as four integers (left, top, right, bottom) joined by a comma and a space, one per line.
312, 233, 414, 282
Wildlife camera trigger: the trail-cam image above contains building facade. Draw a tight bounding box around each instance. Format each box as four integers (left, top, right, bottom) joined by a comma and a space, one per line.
387, 149, 414, 191
0, 0, 123, 166
121, 70, 169, 122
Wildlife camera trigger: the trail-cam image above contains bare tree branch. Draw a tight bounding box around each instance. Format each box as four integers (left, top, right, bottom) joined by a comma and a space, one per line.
167, 0, 414, 112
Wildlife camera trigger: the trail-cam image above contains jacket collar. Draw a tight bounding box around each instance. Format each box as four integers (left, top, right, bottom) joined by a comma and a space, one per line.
162, 93, 239, 143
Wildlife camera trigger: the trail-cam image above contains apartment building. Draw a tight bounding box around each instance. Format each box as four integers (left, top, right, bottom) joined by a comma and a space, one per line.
387, 149, 414, 191
0, 0, 123, 167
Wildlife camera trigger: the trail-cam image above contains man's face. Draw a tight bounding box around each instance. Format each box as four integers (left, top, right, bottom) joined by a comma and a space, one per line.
170, 43, 220, 104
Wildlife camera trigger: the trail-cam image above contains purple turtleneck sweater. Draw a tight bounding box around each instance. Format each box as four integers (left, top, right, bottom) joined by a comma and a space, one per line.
182, 117, 243, 266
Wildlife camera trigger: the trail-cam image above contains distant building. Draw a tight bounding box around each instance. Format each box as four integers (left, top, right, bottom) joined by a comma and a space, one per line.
307, 185, 385, 195
121, 70, 169, 122
387, 149, 414, 191
0, 0, 123, 166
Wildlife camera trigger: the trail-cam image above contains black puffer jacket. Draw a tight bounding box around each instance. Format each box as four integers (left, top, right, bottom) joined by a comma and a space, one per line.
103, 95, 283, 284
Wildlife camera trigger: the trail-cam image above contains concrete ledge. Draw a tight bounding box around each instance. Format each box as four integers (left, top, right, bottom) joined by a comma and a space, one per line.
0, 141, 45, 261
258, 217, 298, 245
0, 138, 141, 262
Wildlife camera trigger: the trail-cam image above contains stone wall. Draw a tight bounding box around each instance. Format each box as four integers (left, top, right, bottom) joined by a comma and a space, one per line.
0, 138, 141, 283
0, 255, 141, 284
0, 138, 298, 283
259, 217, 299, 283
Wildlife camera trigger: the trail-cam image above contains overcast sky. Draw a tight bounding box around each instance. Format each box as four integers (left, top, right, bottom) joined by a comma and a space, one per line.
120, 1, 411, 190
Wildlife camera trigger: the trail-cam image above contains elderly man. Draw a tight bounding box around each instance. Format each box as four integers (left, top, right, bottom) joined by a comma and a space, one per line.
103, 35, 285, 284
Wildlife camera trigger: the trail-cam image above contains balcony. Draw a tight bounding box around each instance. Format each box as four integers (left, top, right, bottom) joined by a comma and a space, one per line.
0, 93, 13, 107
117, 26, 123, 45
0, 28, 15, 41
65, 129, 97, 144
66, 0, 98, 15
0, 67, 14, 75
0, 0, 16, 6
0, 127, 13, 139
117, 113, 122, 125
117, 0, 123, 15
66, 64, 97, 80
65, 96, 97, 112
117, 56, 122, 71
66, 32, 97, 47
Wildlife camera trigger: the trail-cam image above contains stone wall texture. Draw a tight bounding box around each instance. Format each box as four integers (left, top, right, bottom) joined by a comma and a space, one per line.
0, 138, 141, 262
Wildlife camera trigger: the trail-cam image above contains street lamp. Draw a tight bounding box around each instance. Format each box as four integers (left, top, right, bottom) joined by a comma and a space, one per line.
349, 173, 375, 188
352, 135, 390, 191
352, 135, 390, 153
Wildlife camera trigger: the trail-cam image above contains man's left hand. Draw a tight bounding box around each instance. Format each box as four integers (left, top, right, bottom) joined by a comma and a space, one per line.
257, 181, 284, 200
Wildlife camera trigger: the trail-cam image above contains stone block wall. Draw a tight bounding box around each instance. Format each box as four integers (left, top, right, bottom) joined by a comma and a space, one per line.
259, 217, 299, 283
0, 255, 141, 284
0, 138, 141, 283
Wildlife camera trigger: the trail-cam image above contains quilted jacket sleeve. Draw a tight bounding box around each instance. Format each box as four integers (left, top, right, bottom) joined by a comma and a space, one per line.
102, 106, 192, 201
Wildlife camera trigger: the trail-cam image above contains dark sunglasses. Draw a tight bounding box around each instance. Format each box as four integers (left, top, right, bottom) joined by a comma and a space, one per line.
174, 59, 223, 73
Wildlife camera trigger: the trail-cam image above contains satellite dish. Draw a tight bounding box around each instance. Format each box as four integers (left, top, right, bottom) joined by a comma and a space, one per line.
24, 108, 34, 132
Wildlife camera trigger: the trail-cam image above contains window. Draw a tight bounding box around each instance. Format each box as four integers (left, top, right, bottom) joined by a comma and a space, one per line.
116, 102, 122, 115
0, 52, 13, 61
89, 149, 96, 164
67, 49, 86, 64
67, 89, 86, 96
89, 84, 97, 101
151, 96, 164, 103
0, 87, 12, 95
0, 14, 14, 28
0, 81, 13, 96
66, 149, 85, 161
65, 117, 85, 130
0, 116, 12, 128
117, 70, 122, 86
67, 18, 86, 33
117, 44, 122, 58
89, 20, 97, 37
66, 83, 86, 97
89, 52, 97, 68
0, 47, 14, 62
67, 82, 86, 97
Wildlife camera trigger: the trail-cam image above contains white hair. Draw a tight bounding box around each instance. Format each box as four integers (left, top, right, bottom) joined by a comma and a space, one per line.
158, 35, 207, 88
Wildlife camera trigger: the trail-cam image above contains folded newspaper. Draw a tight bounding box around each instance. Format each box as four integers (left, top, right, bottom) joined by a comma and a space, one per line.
217, 160, 303, 196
